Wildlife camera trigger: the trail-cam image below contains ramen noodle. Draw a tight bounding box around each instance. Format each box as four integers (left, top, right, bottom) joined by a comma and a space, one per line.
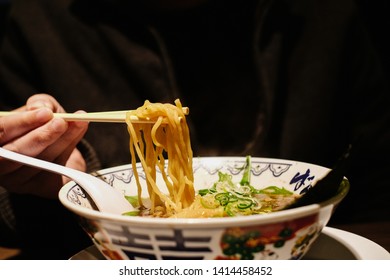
125, 101, 298, 218
125, 99, 194, 217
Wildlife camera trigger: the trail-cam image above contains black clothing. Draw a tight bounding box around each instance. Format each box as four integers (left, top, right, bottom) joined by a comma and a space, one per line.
1, 0, 389, 258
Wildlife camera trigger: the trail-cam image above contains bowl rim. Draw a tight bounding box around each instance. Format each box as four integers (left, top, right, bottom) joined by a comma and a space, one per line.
58, 156, 349, 228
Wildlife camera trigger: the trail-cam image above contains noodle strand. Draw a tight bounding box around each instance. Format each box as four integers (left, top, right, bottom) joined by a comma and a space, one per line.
126, 99, 194, 217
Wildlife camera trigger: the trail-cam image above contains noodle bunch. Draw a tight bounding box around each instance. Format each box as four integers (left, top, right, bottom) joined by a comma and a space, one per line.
125, 99, 194, 217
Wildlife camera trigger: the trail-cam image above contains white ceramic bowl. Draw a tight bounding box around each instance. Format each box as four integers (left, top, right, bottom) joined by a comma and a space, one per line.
59, 157, 349, 260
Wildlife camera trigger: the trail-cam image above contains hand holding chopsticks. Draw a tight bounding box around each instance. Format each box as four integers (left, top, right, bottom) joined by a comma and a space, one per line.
0, 107, 189, 123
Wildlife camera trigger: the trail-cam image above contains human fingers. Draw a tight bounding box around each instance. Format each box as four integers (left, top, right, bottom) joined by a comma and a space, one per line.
0, 118, 88, 198
1, 112, 88, 182
38, 112, 89, 166
1, 109, 88, 174
62, 148, 87, 185
26, 93, 66, 113
0, 116, 69, 174
0, 116, 70, 197
0, 108, 54, 145
25, 95, 89, 163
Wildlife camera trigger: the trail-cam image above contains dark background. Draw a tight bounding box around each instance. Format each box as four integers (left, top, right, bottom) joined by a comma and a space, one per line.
0, 0, 389, 77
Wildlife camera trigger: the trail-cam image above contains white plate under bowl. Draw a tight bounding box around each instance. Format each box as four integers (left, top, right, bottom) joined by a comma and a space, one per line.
304, 227, 390, 260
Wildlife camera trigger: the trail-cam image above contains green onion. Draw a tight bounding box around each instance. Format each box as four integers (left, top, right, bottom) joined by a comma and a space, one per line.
125, 195, 140, 207
122, 211, 140, 216
195, 155, 295, 217
215, 193, 230, 206
198, 189, 210, 196
258, 186, 293, 195
239, 156, 252, 186
237, 198, 253, 209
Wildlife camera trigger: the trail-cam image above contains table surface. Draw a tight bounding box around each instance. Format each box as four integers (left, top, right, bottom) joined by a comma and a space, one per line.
1, 221, 389, 260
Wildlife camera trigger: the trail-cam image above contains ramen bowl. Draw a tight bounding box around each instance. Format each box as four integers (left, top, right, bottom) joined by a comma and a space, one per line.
59, 157, 349, 260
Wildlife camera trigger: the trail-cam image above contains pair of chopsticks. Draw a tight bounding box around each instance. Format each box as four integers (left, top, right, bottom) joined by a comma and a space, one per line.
0, 107, 189, 123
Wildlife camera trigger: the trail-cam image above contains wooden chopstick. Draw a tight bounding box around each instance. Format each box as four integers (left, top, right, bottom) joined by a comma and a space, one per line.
0, 107, 189, 123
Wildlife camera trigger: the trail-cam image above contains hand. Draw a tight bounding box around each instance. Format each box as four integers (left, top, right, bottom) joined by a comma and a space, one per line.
0, 94, 89, 199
